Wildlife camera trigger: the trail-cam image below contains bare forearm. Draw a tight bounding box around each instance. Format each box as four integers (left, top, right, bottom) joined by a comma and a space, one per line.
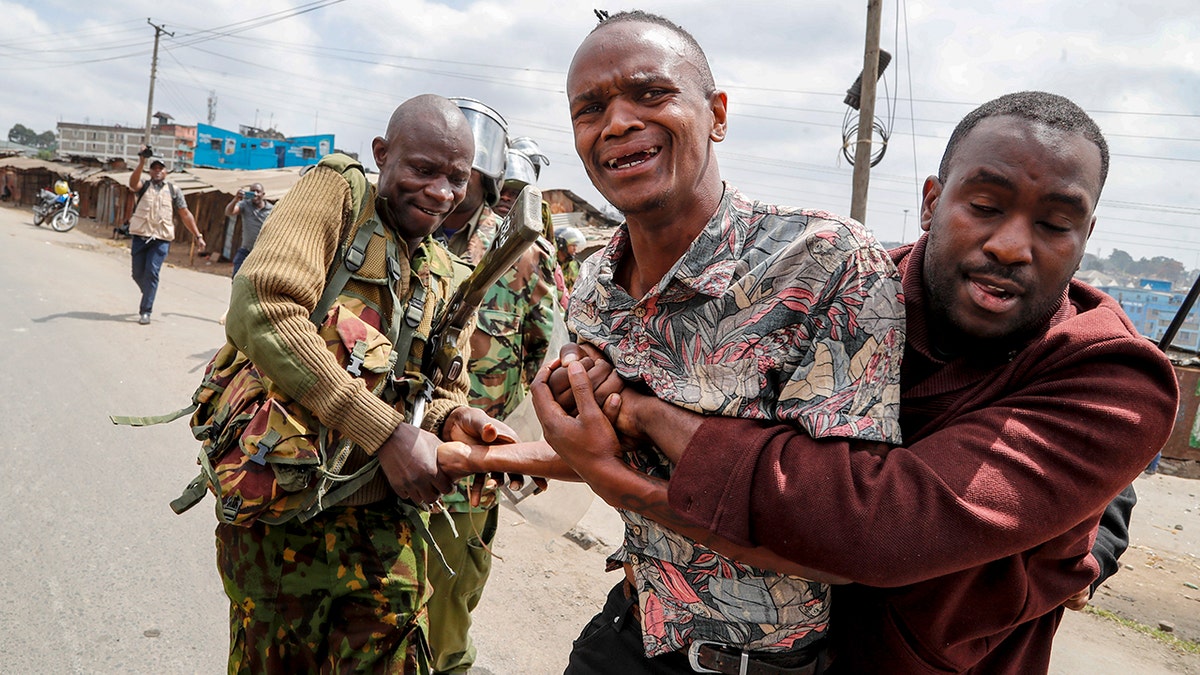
624, 393, 704, 463
128, 163, 144, 190
180, 210, 202, 239
467, 440, 581, 481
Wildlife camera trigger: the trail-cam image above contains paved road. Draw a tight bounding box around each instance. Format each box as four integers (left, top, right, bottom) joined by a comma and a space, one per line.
0, 204, 1194, 673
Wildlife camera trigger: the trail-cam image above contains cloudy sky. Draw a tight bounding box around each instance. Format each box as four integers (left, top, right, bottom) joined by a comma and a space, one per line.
3, 1, 1198, 265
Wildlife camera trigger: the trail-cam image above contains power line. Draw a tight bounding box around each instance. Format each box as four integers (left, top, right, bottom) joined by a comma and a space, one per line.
0, 18, 145, 49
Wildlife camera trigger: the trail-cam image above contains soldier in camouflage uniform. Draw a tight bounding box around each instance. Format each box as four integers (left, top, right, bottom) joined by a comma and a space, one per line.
218, 95, 506, 674
555, 225, 587, 296
426, 117, 560, 674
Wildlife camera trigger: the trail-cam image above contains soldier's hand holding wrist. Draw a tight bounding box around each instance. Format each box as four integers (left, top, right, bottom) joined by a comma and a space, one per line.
378, 423, 452, 504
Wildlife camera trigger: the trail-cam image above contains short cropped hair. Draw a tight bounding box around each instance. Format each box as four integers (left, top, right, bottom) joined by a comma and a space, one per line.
938, 91, 1109, 194
591, 10, 716, 97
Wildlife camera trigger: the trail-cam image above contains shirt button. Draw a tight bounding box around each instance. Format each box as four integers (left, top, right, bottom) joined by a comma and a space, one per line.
633, 307, 646, 318
623, 354, 635, 365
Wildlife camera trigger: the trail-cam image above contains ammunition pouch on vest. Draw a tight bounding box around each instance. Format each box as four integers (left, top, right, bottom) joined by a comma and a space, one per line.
176, 292, 414, 526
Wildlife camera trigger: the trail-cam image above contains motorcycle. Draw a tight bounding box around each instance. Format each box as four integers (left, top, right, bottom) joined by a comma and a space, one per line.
32, 188, 80, 232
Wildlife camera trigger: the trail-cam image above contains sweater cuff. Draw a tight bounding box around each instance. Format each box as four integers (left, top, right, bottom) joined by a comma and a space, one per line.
342, 391, 404, 455
423, 403, 463, 438
668, 417, 772, 548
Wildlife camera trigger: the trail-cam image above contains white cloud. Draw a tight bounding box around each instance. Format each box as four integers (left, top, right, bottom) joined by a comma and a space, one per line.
1, 0, 1197, 263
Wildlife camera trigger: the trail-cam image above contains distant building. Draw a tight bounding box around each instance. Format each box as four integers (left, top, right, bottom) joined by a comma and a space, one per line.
1096, 277, 1200, 351
0, 140, 40, 158
193, 123, 333, 170
57, 112, 195, 170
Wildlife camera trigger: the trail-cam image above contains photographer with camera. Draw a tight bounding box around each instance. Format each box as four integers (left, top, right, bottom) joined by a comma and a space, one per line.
127, 145, 202, 325
223, 182, 272, 277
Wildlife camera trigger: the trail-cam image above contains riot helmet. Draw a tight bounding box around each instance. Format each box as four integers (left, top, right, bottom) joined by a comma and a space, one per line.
503, 149, 539, 189
509, 136, 550, 179
555, 226, 587, 254
495, 148, 540, 218
449, 97, 508, 207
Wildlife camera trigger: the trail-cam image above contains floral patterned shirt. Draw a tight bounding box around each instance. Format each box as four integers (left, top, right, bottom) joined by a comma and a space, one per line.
568, 185, 905, 657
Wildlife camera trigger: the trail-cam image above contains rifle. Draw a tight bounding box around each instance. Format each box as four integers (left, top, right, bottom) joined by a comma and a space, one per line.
409, 185, 544, 428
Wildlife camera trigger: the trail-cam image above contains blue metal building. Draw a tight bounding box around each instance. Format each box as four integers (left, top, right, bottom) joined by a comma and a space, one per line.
193, 124, 333, 170
1097, 278, 1200, 351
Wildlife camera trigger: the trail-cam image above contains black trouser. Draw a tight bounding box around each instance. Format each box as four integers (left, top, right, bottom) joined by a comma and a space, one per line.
565, 581, 829, 675
564, 581, 695, 674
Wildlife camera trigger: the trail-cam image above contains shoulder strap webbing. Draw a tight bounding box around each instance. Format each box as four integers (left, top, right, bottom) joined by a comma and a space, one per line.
109, 403, 196, 427
309, 217, 382, 325
134, 180, 180, 205
307, 158, 377, 325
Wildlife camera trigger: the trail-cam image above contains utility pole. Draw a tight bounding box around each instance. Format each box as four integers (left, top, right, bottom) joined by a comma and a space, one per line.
207, 90, 218, 125
850, 0, 883, 224
144, 19, 174, 147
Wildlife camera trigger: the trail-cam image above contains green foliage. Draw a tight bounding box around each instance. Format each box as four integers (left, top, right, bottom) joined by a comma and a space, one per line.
1089, 249, 1191, 286
1108, 248, 1134, 272
7, 123, 57, 150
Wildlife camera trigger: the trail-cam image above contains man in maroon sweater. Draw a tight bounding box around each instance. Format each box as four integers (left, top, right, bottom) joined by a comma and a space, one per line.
533, 91, 1179, 673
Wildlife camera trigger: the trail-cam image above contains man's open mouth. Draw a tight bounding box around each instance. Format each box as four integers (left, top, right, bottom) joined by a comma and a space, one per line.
606, 147, 660, 170
980, 282, 1014, 300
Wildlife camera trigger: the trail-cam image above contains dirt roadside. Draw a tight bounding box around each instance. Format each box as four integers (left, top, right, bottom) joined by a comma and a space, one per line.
1091, 471, 1200, 643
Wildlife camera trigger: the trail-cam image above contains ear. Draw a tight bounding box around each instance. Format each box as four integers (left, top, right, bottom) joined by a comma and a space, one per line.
371, 136, 388, 171
919, 175, 941, 232
1086, 215, 1096, 240
709, 90, 728, 142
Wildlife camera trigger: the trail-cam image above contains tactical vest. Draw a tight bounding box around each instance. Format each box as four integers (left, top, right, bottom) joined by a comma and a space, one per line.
113, 154, 472, 526
129, 181, 178, 241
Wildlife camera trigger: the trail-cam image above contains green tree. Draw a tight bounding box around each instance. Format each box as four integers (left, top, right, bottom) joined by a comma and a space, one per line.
7, 124, 57, 149
1107, 249, 1134, 273
1079, 252, 1104, 272
8, 123, 35, 145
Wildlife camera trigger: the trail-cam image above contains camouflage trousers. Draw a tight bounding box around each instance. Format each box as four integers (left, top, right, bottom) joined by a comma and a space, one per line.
215, 504, 433, 674
426, 506, 499, 674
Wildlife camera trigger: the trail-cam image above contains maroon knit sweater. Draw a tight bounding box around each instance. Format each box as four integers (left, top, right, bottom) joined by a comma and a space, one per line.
669, 236, 1179, 674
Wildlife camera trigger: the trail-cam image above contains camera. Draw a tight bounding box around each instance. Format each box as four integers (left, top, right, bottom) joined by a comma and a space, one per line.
138, 146, 154, 158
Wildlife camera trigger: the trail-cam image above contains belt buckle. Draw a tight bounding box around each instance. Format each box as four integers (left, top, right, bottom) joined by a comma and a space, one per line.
687, 640, 751, 675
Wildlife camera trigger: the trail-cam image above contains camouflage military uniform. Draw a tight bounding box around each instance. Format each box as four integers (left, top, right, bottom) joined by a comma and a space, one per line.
561, 257, 581, 292
218, 505, 432, 674
220, 158, 473, 674
427, 204, 559, 674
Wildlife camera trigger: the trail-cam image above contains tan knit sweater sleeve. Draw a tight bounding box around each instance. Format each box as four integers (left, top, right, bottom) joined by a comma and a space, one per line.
225, 166, 403, 453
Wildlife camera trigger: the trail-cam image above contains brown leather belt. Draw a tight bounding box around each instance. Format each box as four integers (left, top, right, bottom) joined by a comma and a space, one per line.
688, 640, 825, 675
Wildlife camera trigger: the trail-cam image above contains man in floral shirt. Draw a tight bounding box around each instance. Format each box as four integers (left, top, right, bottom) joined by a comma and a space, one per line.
529, 10, 905, 675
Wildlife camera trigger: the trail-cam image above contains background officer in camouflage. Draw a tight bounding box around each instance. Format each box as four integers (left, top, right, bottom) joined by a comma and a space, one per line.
426, 124, 560, 674
554, 225, 587, 297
